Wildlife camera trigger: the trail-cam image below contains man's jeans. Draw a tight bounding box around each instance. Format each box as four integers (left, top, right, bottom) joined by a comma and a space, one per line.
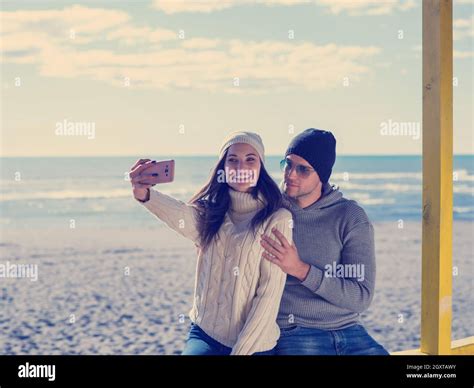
182, 323, 274, 355
273, 324, 389, 355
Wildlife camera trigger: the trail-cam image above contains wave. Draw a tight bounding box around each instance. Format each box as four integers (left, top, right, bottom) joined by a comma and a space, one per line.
353, 197, 396, 206
269, 169, 473, 182
453, 206, 474, 214
334, 182, 473, 195
1, 169, 473, 201
2, 184, 472, 201
331, 172, 422, 180
330, 169, 473, 182
0, 188, 196, 202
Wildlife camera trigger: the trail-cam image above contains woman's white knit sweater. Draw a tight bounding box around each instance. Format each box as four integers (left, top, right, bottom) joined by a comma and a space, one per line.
137, 188, 293, 355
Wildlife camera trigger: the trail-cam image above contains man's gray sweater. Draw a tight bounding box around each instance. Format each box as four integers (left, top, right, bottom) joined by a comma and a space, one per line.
278, 182, 376, 330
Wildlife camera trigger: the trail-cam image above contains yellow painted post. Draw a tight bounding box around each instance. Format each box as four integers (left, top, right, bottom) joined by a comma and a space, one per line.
421, 0, 453, 355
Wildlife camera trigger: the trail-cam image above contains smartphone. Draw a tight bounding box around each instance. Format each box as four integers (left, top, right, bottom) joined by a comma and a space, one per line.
142, 159, 175, 184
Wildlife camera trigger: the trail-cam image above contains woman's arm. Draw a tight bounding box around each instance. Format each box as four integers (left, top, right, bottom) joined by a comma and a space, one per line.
130, 159, 201, 244
231, 213, 292, 355
137, 188, 201, 244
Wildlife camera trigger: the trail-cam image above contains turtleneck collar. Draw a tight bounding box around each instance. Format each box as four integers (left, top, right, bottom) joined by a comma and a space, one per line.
228, 188, 266, 215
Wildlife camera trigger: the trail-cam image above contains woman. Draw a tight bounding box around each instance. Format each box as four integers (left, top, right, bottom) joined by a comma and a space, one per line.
129, 132, 292, 355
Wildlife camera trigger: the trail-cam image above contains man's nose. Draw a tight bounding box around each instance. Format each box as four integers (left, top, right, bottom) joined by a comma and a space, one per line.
286, 167, 298, 180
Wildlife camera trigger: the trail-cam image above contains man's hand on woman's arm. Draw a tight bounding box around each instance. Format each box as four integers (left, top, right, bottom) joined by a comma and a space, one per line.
260, 229, 310, 281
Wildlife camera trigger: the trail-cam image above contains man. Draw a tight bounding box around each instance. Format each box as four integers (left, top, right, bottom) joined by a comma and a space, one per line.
260, 128, 389, 355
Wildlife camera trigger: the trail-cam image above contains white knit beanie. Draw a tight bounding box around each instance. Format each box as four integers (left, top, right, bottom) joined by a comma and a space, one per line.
218, 131, 265, 163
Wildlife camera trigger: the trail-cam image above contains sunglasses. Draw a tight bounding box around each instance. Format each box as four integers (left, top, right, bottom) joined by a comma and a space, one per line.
280, 159, 315, 178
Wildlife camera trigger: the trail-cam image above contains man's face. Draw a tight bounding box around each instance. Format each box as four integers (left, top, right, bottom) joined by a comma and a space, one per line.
282, 154, 322, 199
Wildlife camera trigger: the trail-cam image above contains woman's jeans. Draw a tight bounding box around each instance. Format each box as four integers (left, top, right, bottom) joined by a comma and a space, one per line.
273, 324, 389, 355
182, 323, 274, 355
182, 322, 388, 355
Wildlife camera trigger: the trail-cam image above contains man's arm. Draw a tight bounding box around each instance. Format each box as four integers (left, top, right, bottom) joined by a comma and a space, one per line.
300, 222, 376, 313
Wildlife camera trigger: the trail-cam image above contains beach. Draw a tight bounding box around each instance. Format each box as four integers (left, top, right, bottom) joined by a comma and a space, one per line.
0, 220, 472, 355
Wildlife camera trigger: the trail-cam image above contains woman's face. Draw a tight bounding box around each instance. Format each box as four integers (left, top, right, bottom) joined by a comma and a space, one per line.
224, 143, 261, 193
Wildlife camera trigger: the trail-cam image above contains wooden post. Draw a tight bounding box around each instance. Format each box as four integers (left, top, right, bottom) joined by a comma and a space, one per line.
421, 0, 453, 355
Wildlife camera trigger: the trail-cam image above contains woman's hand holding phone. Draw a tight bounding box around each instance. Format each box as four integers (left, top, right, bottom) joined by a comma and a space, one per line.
129, 159, 175, 202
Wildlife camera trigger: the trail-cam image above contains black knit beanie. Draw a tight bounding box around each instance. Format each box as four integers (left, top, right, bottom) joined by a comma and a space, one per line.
285, 128, 336, 183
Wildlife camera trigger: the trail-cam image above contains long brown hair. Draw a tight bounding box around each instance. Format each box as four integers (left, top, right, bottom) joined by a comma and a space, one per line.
189, 150, 282, 250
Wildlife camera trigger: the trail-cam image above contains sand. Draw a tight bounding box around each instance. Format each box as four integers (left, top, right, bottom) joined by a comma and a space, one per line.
0, 221, 472, 354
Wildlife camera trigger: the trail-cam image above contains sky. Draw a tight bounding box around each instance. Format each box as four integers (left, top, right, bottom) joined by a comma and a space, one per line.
0, 0, 473, 157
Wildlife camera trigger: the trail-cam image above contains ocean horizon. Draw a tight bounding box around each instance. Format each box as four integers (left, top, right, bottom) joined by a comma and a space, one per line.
1, 155, 473, 228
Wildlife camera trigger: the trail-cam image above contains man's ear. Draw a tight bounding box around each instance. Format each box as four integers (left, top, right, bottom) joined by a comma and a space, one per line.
316, 180, 323, 193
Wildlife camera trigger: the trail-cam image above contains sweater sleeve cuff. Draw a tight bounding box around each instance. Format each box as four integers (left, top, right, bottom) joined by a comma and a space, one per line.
300, 264, 324, 293
140, 188, 168, 214
134, 189, 150, 203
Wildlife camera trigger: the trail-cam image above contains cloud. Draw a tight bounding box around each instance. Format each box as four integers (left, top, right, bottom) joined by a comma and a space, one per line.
454, 15, 474, 41
314, 0, 416, 15
1, 4, 129, 34
105, 25, 177, 46
410, 15, 473, 61
181, 38, 222, 49
454, 50, 474, 59
151, 0, 417, 15
1, 6, 381, 93
411, 43, 473, 61
152, 0, 239, 14
151, 0, 314, 14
